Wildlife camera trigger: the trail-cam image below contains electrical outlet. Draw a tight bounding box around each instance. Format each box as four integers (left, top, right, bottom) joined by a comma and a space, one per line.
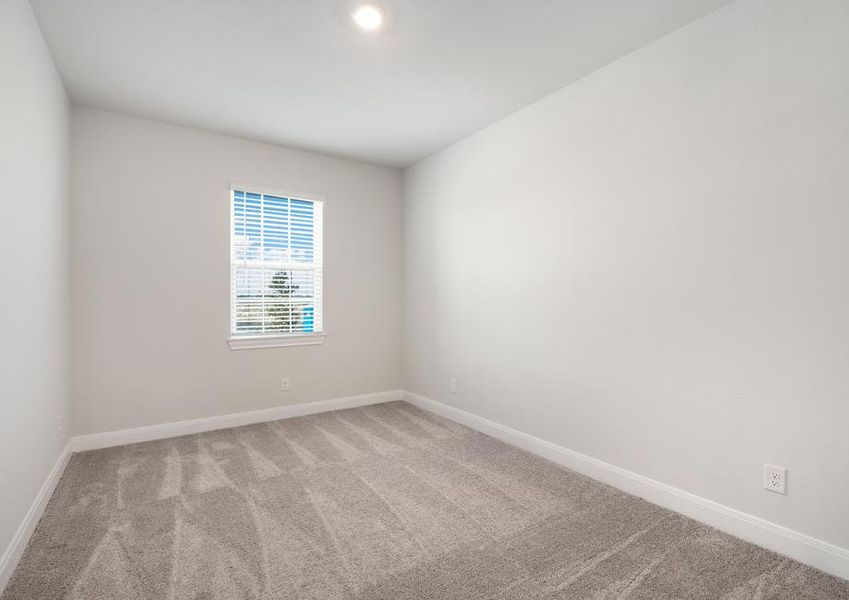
280, 377, 290, 392
763, 464, 786, 495
449, 378, 458, 394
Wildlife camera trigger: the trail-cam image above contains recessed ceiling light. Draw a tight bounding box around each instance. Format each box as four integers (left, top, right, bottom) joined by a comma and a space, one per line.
352, 4, 384, 32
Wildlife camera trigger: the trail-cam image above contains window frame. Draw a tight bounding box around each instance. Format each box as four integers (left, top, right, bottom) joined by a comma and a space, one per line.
227, 182, 325, 350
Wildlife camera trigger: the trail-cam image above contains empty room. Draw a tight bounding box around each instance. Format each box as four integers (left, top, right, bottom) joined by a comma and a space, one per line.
1, 0, 848, 598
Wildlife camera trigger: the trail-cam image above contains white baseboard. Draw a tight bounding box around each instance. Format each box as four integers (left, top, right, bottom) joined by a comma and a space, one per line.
6, 390, 845, 593
72, 390, 402, 452
0, 441, 73, 594
1, 390, 401, 594
402, 390, 849, 582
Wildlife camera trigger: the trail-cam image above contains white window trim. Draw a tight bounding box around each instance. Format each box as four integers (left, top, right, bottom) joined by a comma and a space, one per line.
227, 333, 326, 350
228, 182, 325, 350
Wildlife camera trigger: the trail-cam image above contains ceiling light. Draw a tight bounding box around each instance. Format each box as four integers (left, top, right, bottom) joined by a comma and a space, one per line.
352, 4, 384, 32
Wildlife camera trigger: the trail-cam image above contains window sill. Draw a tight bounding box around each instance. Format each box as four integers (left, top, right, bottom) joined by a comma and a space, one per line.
227, 333, 326, 350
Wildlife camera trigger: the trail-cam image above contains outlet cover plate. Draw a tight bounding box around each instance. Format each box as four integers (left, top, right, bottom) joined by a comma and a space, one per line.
763, 464, 787, 495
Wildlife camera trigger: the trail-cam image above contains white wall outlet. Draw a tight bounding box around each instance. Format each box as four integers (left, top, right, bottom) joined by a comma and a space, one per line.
449, 378, 458, 394
764, 464, 787, 495
280, 377, 290, 392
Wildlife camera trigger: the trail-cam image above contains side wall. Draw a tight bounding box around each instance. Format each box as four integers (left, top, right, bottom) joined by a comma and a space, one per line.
0, 0, 71, 581
403, 0, 849, 551
71, 107, 402, 434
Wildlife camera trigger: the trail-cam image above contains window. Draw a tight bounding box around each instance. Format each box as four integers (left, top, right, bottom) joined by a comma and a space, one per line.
228, 185, 324, 349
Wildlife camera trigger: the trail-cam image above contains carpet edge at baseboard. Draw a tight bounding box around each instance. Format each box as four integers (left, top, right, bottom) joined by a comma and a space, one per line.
2, 389, 405, 596
401, 389, 849, 582
0, 441, 72, 595
71, 389, 403, 452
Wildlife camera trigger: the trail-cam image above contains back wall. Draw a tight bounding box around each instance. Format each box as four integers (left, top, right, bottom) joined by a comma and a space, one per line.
71, 107, 402, 435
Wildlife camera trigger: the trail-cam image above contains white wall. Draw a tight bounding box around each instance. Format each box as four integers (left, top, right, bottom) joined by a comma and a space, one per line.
404, 0, 849, 551
71, 107, 402, 435
0, 0, 71, 570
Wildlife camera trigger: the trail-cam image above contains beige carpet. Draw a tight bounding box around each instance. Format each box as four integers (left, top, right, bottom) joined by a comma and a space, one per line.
3, 401, 847, 599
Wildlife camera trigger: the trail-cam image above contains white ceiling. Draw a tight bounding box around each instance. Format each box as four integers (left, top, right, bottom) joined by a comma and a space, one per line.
31, 0, 733, 167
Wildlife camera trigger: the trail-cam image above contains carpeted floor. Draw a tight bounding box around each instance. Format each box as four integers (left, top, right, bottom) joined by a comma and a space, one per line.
3, 401, 848, 599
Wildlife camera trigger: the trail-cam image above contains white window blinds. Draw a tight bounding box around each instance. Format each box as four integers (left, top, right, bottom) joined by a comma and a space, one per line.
230, 186, 323, 338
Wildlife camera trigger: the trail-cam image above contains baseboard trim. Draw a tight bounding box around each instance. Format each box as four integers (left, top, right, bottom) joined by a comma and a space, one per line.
72, 389, 402, 452
402, 390, 849, 582
0, 441, 73, 594
1, 390, 402, 594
